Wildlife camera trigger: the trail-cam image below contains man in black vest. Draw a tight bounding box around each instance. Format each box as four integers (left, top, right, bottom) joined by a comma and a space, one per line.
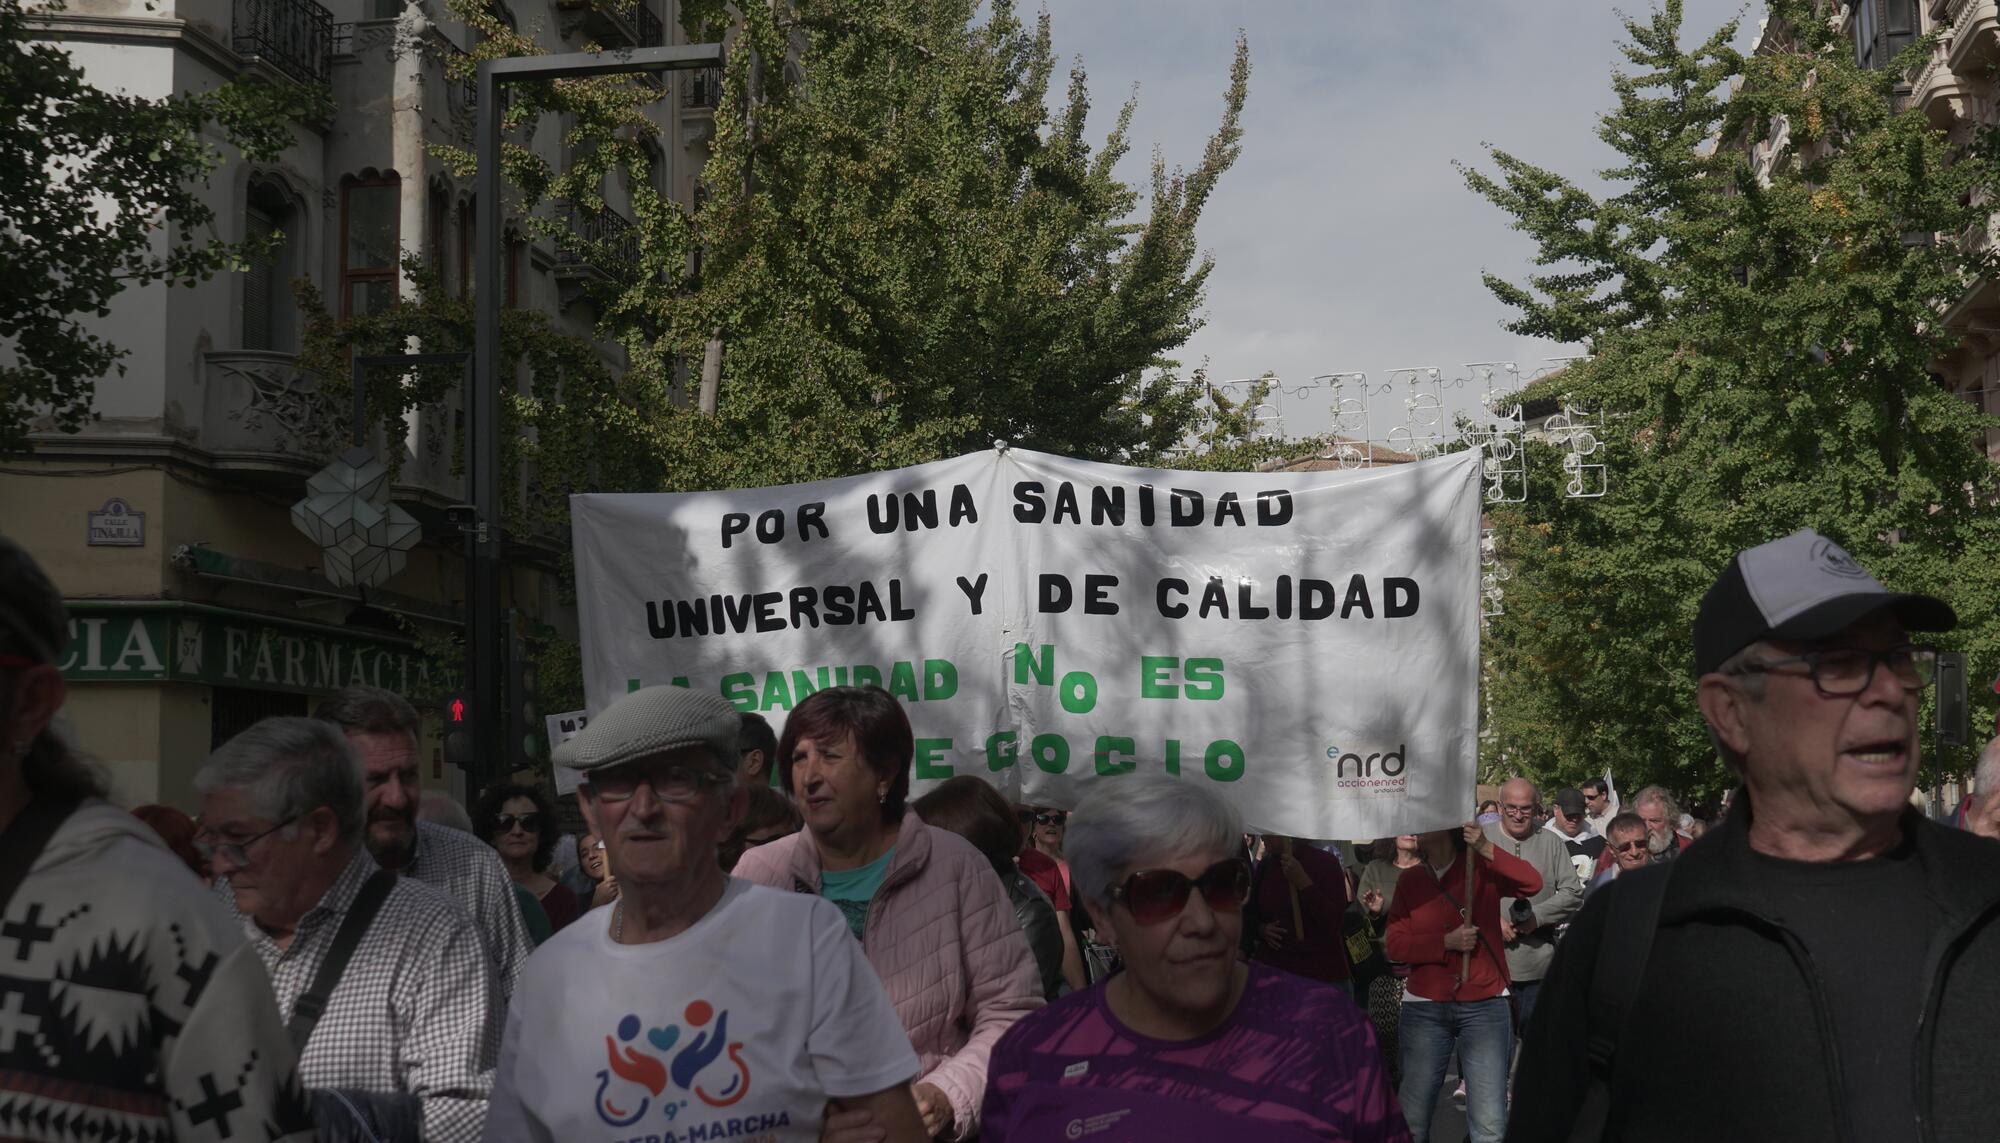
1511, 528, 2000, 1142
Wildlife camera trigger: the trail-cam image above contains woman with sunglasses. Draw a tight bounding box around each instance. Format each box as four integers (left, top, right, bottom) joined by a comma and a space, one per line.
473, 782, 581, 934
979, 780, 1410, 1142
734, 686, 1041, 1140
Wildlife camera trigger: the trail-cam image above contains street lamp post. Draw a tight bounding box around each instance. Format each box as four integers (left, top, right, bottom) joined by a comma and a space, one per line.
471, 42, 725, 793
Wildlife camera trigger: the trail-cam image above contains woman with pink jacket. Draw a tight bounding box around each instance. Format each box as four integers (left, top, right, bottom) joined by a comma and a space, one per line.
732, 686, 1042, 1139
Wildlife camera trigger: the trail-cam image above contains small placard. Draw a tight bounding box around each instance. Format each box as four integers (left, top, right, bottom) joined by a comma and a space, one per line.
86, 498, 145, 546
546, 710, 589, 795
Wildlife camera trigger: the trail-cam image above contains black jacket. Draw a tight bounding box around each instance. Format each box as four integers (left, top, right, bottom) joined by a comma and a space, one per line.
1509, 793, 2000, 1143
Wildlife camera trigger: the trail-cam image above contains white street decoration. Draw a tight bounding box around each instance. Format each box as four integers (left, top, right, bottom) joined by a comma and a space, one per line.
290, 447, 423, 587
571, 447, 1483, 838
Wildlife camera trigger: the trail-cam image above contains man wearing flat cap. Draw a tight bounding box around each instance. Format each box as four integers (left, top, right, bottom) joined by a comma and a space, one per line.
1511, 529, 2000, 1142
483, 685, 928, 1142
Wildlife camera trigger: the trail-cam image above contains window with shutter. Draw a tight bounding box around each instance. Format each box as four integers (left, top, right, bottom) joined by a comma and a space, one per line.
243, 205, 276, 351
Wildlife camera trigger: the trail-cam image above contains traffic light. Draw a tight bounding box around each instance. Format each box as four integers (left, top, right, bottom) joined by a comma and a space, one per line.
506, 621, 541, 772
442, 691, 474, 766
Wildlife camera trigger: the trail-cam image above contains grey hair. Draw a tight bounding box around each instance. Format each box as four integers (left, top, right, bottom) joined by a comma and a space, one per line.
418, 788, 475, 833
1632, 784, 1680, 824
1703, 641, 1772, 774
1977, 736, 2000, 803
1066, 779, 1244, 911
196, 716, 365, 846
312, 685, 420, 741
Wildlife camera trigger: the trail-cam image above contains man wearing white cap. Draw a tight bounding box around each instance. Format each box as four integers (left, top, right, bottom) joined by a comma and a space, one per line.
1511, 528, 2000, 1142
483, 685, 928, 1142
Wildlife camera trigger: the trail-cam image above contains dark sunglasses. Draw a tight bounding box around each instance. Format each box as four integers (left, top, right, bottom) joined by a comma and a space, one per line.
1110, 859, 1251, 926
494, 812, 542, 833
1612, 839, 1648, 853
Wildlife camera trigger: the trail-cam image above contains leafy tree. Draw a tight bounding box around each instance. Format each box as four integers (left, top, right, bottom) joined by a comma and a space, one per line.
305, 0, 1252, 723
0, 0, 328, 455
1462, 0, 2000, 799
427, 0, 1250, 494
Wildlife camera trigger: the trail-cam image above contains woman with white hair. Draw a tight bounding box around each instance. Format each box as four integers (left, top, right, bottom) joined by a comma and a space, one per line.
978, 780, 1409, 1141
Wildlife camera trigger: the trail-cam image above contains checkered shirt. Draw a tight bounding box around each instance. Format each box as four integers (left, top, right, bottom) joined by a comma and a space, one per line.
405, 820, 530, 997
230, 849, 502, 1143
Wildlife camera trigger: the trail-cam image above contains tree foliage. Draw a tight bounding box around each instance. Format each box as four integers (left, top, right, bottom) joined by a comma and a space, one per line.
1463, 0, 2000, 798
0, 0, 328, 455
307, 0, 1254, 718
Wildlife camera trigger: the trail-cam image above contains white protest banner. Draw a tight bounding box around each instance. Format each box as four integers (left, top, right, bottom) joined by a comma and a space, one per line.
571, 446, 1482, 838
545, 710, 589, 795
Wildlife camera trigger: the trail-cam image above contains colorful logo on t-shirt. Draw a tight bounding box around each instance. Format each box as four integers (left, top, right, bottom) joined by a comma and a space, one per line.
594, 1001, 753, 1128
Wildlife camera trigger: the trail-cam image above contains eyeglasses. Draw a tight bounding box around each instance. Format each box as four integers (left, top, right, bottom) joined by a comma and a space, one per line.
1612, 839, 1648, 854
1110, 859, 1252, 926
494, 812, 542, 833
1501, 803, 1535, 817
193, 813, 301, 867
1727, 643, 1938, 696
586, 764, 732, 804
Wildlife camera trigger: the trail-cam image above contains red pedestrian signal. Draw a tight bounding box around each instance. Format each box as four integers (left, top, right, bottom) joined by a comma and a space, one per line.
450, 697, 466, 723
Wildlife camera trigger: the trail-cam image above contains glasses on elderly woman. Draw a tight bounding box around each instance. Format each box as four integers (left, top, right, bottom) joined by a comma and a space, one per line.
493, 812, 542, 834
1110, 859, 1252, 926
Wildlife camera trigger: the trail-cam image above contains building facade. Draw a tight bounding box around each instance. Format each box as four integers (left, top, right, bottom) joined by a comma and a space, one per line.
2, 0, 721, 806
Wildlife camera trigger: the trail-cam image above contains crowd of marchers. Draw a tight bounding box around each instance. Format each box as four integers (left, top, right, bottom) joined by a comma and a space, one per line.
4, 524, 2000, 1143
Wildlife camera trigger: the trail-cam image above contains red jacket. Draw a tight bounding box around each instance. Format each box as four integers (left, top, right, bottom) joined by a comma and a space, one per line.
1384, 846, 1541, 1002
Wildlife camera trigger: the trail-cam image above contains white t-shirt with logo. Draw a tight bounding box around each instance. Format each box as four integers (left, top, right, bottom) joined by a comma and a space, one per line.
484, 878, 919, 1142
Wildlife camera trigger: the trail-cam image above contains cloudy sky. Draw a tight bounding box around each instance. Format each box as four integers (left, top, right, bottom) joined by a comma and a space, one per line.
1039, 0, 1759, 444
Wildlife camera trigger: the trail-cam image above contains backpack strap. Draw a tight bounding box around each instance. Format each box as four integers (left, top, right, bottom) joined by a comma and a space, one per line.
1568, 862, 1673, 1143
289, 869, 398, 1053
0, 796, 81, 918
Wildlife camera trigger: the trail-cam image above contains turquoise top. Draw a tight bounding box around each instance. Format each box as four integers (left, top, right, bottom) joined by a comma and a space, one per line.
820, 846, 896, 939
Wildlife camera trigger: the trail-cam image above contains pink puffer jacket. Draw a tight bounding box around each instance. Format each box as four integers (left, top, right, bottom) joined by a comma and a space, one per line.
732, 812, 1042, 1136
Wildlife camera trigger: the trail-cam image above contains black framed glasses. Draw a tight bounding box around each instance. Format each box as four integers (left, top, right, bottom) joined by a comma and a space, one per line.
1500, 803, 1535, 818
586, 764, 731, 804
1110, 859, 1252, 926
1727, 643, 1938, 696
494, 812, 542, 834
193, 813, 301, 867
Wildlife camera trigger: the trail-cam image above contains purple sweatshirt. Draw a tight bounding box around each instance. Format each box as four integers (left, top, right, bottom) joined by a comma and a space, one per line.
979, 963, 1410, 1142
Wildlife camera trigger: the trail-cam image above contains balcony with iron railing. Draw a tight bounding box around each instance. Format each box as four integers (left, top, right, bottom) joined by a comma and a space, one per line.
552, 202, 642, 306
234, 0, 334, 86
555, 0, 664, 50
682, 65, 723, 111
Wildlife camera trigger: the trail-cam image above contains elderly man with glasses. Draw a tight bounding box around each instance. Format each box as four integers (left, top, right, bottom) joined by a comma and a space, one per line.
1481, 777, 1582, 1039
197, 716, 502, 1142
484, 684, 928, 1142
1512, 529, 2000, 1143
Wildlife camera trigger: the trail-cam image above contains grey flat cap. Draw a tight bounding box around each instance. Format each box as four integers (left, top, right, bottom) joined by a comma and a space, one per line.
555, 685, 741, 773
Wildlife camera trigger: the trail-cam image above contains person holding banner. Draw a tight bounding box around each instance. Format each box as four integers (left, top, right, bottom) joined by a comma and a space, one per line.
734, 686, 1041, 1140
978, 780, 1409, 1142
1384, 823, 1541, 1143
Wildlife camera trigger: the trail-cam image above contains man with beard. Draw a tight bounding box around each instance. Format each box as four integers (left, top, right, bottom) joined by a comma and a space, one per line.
314, 686, 529, 995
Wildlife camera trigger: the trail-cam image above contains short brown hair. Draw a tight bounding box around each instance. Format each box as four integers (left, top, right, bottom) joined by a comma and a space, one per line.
1606, 811, 1646, 842
776, 686, 912, 819
913, 775, 1021, 878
